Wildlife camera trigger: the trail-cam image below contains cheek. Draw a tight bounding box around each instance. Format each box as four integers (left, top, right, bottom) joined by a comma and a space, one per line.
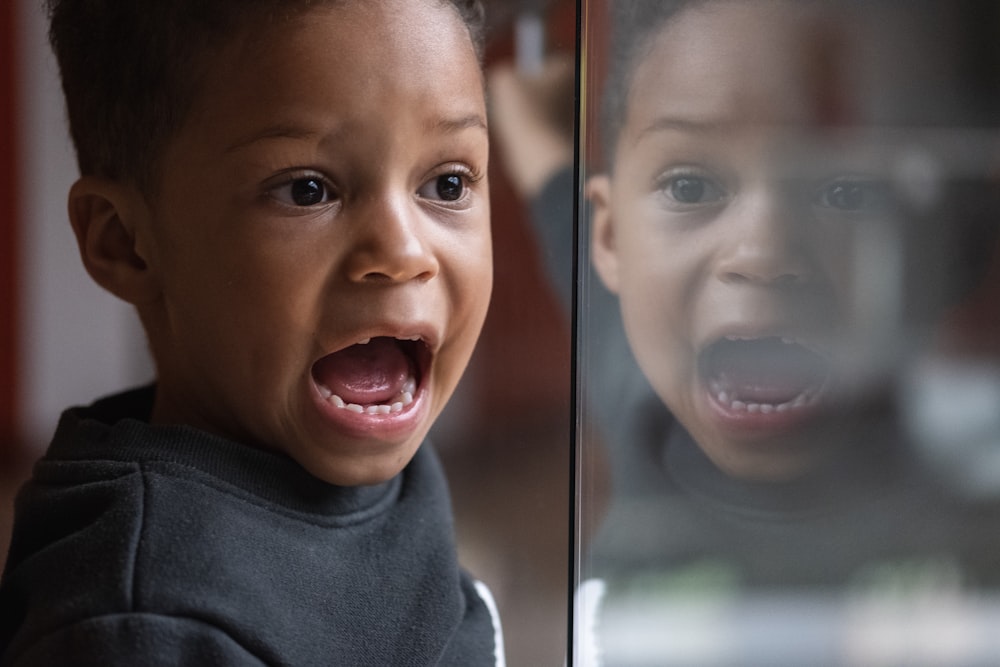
618, 282, 686, 377
204, 260, 305, 329
808, 228, 858, 319
615, 236, 689, 322
613, 245, 700, 395
169, 249, 319, 374
461, 274, 493, 345
453, 236, 493, 314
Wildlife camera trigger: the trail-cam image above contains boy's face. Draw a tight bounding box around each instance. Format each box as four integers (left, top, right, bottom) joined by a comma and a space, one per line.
591, 2, 906, 480
136, 0, 491, 485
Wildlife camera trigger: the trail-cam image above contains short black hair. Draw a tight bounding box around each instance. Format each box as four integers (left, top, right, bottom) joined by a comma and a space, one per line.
597, 0, 696, 166
46, 0, 486, 193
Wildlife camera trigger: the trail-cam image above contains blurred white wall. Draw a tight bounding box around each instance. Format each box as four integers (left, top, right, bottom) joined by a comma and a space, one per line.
16, 0, 152, 453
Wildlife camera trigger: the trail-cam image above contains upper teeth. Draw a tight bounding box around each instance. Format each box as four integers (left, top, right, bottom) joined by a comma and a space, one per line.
356, 336, 422, 344
724, 334, 801, 345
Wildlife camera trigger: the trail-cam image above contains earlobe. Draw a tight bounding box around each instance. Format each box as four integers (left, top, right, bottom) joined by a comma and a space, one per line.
68, 177, 160, 305
587, 174, 620, 294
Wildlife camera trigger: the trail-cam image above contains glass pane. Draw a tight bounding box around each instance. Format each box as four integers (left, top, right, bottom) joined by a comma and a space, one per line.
437, 2, 577, 665
574, 1, 1000, 665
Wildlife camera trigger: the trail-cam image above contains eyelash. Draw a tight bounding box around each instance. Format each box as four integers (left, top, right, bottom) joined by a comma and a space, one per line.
653, 165, 889, 216
655, 167, 729, 209
264, 165, 483, 211
417, 165, 483, 207
812, 176, 888, 213
266, 171, 338, 210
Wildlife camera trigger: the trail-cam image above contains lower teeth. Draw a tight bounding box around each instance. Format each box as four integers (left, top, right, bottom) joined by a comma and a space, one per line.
320, 379, 416, 414
711, 381, 815, 413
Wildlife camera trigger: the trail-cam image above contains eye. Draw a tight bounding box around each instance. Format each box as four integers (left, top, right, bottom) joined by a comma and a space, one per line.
270, 175, 335, 207
657, 171, 727, 207
814, 178, 887, 212
418, 171, 473, 203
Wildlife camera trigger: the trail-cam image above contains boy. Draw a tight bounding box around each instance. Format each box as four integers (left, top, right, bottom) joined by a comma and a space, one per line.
0, 0, 504, 664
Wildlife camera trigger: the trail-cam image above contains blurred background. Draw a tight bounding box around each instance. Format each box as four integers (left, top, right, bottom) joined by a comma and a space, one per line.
0, 1, 576, 665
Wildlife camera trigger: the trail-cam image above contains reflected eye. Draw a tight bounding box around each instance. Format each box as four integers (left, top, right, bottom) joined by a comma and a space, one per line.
271, 176, 334, 207
418, 172, 468, 203
658, 172, 727, 206
814, 179, 887, 212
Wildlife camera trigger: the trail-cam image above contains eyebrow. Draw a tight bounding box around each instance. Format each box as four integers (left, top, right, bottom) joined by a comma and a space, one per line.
430, 113, 489, 134
224, 124, 323, 154
633, 117, 731, 145
224, 114, 488, 154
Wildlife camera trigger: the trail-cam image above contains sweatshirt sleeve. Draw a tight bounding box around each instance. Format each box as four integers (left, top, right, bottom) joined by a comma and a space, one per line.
4, 613, 270, 667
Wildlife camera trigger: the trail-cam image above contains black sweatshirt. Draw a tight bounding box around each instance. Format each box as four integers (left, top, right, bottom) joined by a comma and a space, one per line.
0, 387, 503, 666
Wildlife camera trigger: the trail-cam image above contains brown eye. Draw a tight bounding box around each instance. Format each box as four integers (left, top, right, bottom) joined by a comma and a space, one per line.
418, 172, 469, 203
815, 179, 887, 212
271, 175, 334, 208
671, 177, 706, 203
659, 173, 726, 206
436, 174, 464, 201
289, 178, 327, 206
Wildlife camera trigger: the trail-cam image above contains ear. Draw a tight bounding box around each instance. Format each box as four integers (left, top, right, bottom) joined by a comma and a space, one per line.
587, 173, 620, 294
68, 177, 161, 305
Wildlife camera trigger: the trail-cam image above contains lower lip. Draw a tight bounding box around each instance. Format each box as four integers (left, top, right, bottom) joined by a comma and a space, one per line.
309, 380, 430, 442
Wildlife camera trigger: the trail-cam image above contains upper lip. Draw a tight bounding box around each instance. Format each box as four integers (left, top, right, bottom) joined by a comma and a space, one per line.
324, 322, 441, 357
699, 322, 830, 358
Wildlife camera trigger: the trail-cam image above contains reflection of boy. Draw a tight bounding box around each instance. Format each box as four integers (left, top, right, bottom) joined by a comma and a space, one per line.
0, 1, 505, 664
589, 0, 1000, 657
495, 1, 1000, 664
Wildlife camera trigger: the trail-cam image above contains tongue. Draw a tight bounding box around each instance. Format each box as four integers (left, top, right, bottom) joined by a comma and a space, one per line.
720, 369, 812, 404
709, 339, 827, 404
313, 337, 413, 405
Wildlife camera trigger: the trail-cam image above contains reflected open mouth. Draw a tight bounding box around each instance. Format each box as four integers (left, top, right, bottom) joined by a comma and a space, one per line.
311, 337, 430, 416
699, 336, 831, 414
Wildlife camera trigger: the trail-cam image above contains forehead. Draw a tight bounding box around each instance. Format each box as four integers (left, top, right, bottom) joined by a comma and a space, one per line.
176, 0, 484, 149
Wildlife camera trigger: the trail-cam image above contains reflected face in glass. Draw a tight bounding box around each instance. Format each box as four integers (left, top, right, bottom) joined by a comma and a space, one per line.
590, 1, 899, 481
138, 0, 492, 486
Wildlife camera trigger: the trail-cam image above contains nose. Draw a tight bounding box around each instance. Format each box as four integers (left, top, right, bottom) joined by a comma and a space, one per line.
715, 190, 811, 286
344, 195, 439, 284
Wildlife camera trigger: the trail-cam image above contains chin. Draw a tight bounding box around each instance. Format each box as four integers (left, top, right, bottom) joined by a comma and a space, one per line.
711, 442, 822, 482
297, 446, 418, 487
723, 459, 815, 483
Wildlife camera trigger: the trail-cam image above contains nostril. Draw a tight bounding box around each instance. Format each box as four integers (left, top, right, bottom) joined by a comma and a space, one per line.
360, 271, 394, 283
773, 273, 801, 286
356, 261, 436, 284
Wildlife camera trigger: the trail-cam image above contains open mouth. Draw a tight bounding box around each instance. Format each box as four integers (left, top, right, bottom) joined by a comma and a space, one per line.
699, 336, 830, 415
311, 336, 429, 416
